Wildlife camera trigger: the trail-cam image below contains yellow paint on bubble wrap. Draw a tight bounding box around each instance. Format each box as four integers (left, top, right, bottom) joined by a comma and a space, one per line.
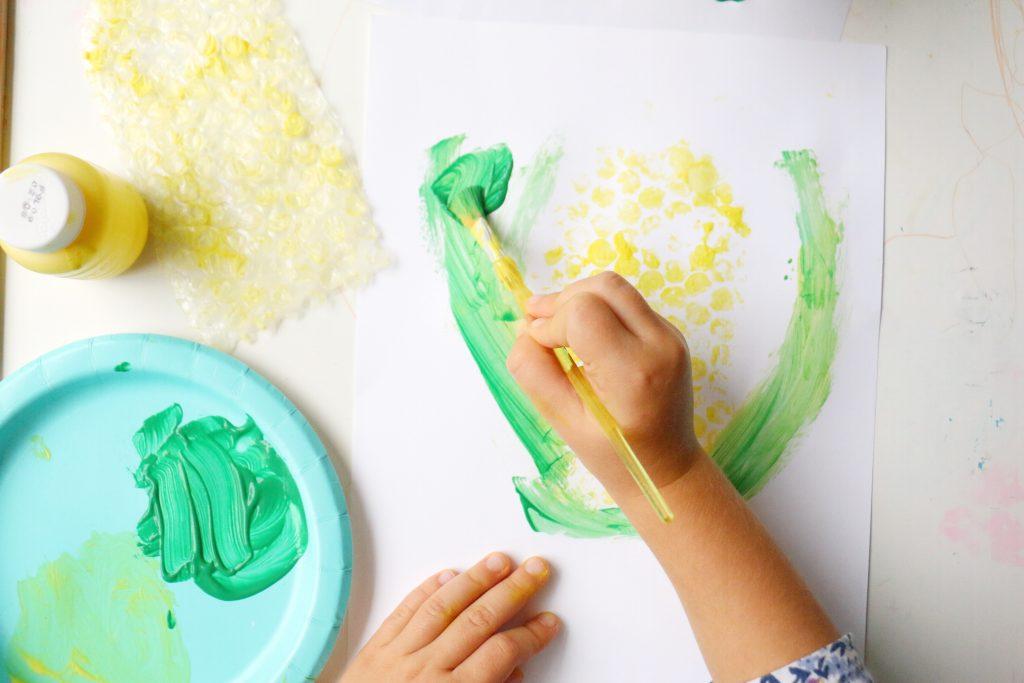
83, 0, 388, 347
544, 140, 748, 451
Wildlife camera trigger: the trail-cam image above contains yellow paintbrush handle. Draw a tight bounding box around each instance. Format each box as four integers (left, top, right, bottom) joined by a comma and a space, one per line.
554, 349, 674, 523
468, 217, 673, 523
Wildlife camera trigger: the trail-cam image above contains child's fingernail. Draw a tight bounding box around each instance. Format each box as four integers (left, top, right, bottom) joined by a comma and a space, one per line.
486, 553, 508, 572
538, 612, 559, 628
524, 557, 548, 576
439, 569, 457, 584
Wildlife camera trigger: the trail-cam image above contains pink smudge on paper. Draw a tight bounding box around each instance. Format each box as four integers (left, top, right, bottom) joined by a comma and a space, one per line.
941, 464, 1024, 567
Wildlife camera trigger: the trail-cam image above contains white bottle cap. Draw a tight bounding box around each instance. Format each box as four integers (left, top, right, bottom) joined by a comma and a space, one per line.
0, 163, 86, 253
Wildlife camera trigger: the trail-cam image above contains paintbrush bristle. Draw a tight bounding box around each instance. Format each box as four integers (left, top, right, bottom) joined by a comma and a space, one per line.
431, 145, 514, 224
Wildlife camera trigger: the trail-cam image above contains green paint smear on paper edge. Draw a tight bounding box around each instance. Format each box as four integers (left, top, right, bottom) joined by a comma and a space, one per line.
422, 136, 842, 537
4, 532, 190, 683
133, 403, 308, 600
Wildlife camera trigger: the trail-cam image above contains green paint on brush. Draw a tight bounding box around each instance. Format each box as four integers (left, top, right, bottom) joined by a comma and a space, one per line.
423, 138, 841, 537
709, 150, 842, 496
114, 361, 131, 372
431, 143, 513, 221
4, 532, 189, 682
133, 403, 308, 600
167, 610, 177, 630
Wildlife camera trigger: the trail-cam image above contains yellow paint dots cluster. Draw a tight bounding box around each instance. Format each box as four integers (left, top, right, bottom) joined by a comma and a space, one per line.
542, 140, 750, 450
84, 0, 388, 347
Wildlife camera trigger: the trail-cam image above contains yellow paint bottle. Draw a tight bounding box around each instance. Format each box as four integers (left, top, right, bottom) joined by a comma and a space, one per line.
0, 153, 148, 278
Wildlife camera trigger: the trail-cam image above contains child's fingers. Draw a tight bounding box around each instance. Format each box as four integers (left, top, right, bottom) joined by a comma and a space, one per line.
393, 552, 511, 653
368, 568, 458, 648
526, 292, 640, 367
454, 612, 561, 683
432, 557, 551, 666
506, 334, 586, 428
526, 271, 663, 338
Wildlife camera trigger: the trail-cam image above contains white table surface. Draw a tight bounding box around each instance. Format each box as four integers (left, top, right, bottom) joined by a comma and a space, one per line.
3, 1, 1021, 681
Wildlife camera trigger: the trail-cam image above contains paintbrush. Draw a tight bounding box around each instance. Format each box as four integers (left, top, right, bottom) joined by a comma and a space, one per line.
432, 147, 673, 523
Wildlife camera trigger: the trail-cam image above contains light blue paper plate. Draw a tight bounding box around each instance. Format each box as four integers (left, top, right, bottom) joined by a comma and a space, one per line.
0, 334, 351, 682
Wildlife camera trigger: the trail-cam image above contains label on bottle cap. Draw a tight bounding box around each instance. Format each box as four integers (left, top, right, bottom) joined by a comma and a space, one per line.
0, 163, 86, 253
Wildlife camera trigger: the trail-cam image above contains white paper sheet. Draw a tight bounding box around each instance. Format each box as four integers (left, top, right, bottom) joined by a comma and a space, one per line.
369, 0, 853, 41
353, 16, 884, 681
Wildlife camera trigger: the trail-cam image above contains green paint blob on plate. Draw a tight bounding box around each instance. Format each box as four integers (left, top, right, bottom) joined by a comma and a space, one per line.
114, 361, 132, 372
133, 403, 308, 601
4, 532, 189, 683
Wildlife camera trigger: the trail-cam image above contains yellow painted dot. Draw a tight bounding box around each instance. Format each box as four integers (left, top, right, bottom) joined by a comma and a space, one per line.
711, 288, 735, 311
637, 270, 665, 297
640, 215, 662, 234
711, 344, 730, 366
710, 318, 734, 339
638, 187, 665, 208
668, 143, 695, 174
684, 272, 711, 295
618, 169, 641, 193
598, 157, 616, 179
691, 357, 707, 380
618, 201, 641, 224
568, 202, 589, 219
688, 158, 718, 194
721, 205, 749, 235
586, 239, 615, 267
613, 231, 636, 255
591, 187, 615, 207
614, 255, 641, 277
689, 244, 717, 271
661, 286, 686, 308
545, 246, 564, 265
714, 183, 733, 205
686, 302, 710, 325
694, 414, 708, 439
665, 260, 685, 282
642, 249, 660, 269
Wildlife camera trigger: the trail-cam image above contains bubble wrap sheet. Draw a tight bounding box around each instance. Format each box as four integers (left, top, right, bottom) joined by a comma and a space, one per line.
84, 0, 389, 347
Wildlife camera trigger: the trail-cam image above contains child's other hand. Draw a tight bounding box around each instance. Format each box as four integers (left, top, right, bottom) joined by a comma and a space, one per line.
341, 553, 558, 683
508, 272, 703, 500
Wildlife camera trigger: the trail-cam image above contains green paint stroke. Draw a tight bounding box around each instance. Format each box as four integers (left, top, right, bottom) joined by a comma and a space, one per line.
710, 150, 842, 496
422, 138, 842, 537
4, 532, 189, 683
505, 139, 564, 264
114, 361, 131, 372
133, 404, 308, 600
422, 135, 632, 538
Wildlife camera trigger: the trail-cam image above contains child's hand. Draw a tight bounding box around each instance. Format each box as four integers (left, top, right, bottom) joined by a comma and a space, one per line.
342, 553, 559, 683
507, 272, 704, 500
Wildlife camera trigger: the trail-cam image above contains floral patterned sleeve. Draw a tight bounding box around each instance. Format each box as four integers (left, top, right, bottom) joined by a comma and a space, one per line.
748, 634, 873, 683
